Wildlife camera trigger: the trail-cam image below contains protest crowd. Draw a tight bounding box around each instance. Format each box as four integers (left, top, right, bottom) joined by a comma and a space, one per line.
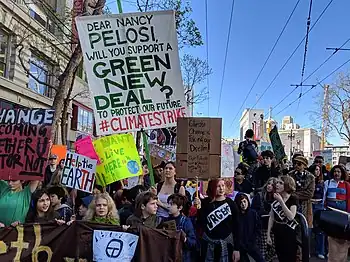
0, 7, 349, 262
0, 128, 349, 262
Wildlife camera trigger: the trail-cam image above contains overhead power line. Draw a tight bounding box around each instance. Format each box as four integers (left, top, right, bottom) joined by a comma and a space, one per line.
272, 35, 350, 110
228, 0, 301, 126
216, 0, 236, 116
296, 0, 313, 111
275, 57, 350, 116
246, 0, 334, 113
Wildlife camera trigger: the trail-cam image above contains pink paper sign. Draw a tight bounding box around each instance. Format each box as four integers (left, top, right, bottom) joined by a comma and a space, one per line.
74, 136, 100, 164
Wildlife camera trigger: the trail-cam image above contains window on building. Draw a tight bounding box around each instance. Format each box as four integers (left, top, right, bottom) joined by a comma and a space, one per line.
0, 29, 10, 78
71, 104, 94, 134
29, 8, 55, 34
28, 53, 51, 97
76, 62, 88, 82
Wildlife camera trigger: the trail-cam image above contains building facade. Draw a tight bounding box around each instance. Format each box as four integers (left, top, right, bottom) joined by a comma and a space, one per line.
324, 145, 350, 166
278, 116, 321, 160
239, 108, 264, 141
0, 0, 94, 148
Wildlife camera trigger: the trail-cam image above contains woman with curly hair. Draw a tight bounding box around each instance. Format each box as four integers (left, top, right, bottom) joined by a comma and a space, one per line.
84, 193, 119, 225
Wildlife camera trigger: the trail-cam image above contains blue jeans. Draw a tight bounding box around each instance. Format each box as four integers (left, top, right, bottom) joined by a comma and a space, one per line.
312, 203, 325, 256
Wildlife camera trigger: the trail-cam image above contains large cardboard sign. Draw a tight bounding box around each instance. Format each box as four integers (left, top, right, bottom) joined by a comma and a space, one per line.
76, 11, 187, 135
61, 152, 97, 193
0, 108, 54, 181
176, 117, 222, 179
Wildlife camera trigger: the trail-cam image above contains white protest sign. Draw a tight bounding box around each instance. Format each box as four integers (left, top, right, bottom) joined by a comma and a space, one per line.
61, 152, 97, 193
221, 143, 235, 178
93, 230, 139, 262
76, 11, 187, 135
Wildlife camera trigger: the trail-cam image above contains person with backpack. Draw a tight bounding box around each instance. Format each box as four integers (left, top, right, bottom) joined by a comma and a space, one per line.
238, 129, 259, 181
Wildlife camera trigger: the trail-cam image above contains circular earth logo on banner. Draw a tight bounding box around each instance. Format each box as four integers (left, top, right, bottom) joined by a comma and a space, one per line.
127, 160, 140, 174
158, 150, 166, 158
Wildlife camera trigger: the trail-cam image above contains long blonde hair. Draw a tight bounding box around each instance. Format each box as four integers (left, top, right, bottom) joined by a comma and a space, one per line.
83, 193, 119, 221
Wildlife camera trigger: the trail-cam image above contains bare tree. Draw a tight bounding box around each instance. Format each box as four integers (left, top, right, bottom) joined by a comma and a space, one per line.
136, 0, 203, 48
181, 54, 212, 105
311, 72, 350, 144
13, 0, 106, 144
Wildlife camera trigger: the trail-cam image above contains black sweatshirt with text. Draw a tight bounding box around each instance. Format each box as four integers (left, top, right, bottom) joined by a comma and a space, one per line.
198, 197, 240, 251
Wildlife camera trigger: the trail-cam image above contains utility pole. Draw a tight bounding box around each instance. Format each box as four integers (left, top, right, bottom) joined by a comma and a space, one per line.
321, 85, 330, 150
288, 129, 295, 160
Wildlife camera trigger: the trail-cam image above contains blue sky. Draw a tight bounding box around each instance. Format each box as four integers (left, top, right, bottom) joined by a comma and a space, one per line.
108, 0, 350, 145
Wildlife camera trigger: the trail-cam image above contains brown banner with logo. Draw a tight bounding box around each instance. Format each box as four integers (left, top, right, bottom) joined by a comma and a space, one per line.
0, 222, 183, 262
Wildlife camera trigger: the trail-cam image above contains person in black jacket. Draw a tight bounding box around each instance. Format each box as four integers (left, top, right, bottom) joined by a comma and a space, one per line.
43, 154, 58, 187
119, 185, 147, 225
235, 163, 253, 195
235, 193, 265, 262
253, 150, 281, 190
194, 178, 241, 262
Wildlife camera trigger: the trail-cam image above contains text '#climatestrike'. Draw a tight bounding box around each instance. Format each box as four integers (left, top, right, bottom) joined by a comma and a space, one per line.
98, 107, 186, 133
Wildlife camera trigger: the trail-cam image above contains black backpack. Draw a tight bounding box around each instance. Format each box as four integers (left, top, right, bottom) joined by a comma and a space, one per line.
243, 140, 258, 163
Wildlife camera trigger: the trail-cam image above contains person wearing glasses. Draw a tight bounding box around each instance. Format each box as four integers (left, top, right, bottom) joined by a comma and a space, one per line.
288, 156, 315, 229
234, 163, 254, 195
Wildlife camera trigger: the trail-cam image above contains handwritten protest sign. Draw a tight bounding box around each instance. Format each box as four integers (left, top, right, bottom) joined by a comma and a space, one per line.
75, 136, 100, 164
176, 117, 222, 179
93, 133, 142, 186
61, 152, 97, 193
76, 11, 187, 135
221, 143, 235, 178
0, 108, 54, 181
93, 230, 139, 262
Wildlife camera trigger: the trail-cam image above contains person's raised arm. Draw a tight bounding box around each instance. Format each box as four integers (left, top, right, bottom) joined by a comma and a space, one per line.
274, 194, 297, 221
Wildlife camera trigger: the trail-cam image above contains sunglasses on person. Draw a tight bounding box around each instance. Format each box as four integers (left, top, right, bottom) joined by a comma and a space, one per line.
315, 160, 323, 164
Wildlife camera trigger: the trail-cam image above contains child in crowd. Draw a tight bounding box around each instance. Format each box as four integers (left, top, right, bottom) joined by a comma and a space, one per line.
76, 195, 93, 220
48, 186, 73, 223
235, 193, 265, 262
25, 189, 65, 225
126, 191, 158, 229
84, 193, 119, 225
119, 185, 147, 225
167, 193, 197, 262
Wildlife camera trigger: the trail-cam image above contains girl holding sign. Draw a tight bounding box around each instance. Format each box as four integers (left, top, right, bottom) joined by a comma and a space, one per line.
267, 176, 298, 262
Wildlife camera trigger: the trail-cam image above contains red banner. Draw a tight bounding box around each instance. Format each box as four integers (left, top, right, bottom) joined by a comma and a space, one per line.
0, 108, 54, 181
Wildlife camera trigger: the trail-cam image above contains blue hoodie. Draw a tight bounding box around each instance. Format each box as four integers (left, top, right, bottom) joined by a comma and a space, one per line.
166, 215, 197, 262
